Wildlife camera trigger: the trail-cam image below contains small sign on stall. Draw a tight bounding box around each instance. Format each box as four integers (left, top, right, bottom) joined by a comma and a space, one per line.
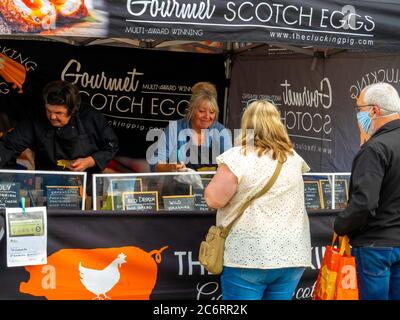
162, 195, 195, 211
0, 183, 20, 208
320, 179, 349, 209
304, 181, 323, 210
6, 206, 47, 267
122, 191, 159, 212
46, 186, 81, 209
192, 178, 212, 211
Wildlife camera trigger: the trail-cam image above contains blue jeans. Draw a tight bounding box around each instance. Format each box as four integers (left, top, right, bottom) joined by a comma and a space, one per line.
352, 247, 400, 300
221, 266, 305, 300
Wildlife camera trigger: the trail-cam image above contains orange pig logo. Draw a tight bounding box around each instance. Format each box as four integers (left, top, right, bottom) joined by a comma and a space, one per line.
19, 246, 168, 300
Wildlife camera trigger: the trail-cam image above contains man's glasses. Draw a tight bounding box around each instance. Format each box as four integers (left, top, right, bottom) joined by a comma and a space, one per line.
354, 104, 375, 112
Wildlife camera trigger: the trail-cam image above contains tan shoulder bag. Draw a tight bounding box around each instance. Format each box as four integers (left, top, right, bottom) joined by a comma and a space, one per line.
199, 154, 284, 274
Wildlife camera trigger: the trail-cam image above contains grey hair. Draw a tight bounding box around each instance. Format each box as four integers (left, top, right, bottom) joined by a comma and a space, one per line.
363, 82, 400, 115
185, 89, 219, 122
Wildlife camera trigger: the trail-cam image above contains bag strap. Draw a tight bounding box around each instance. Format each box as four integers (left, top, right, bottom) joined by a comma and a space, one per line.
332, 232, 351, 256
221, 153, 284, 238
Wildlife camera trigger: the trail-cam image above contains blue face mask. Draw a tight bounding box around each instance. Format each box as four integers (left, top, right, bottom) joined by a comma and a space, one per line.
357, 111, 372, 133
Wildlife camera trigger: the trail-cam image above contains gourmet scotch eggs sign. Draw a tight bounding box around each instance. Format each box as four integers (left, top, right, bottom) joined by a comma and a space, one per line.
1, 1, 400, 51
109, 0, 399, 51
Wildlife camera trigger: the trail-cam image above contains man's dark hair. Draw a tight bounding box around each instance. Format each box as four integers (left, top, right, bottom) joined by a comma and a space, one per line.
43, 80, 81, 116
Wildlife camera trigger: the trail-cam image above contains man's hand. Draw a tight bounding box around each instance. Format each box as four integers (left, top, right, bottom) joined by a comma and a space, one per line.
71, 156, 96, 172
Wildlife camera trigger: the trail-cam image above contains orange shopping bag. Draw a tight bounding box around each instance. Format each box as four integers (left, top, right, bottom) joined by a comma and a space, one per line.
313, 233, 359, 300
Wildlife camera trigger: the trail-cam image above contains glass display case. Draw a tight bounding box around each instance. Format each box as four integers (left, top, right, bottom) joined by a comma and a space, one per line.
0, 170, 87, 210
0, 170, 349, 212
303, 173, 350, 210
93, 171, 215, 211
93, 171, 351, 212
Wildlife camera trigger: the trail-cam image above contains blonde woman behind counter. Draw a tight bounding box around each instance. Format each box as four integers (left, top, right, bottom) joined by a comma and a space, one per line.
204, 100, 312, 300
149, 82, 231, 172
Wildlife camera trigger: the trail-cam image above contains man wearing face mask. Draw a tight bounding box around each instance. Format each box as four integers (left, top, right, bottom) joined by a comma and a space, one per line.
334, 82, 400, 300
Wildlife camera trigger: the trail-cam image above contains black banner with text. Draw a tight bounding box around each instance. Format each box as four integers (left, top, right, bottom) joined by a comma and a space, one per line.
0, 211, 336, 300
227, 51, 400, 171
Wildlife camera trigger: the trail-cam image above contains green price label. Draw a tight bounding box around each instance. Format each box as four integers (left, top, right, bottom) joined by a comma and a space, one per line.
9, 219, 44, 237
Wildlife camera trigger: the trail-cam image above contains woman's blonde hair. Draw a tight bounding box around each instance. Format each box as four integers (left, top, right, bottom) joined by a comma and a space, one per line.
240, 99, 293, 161
185, 89, 219, 123
191, 81, 217, 98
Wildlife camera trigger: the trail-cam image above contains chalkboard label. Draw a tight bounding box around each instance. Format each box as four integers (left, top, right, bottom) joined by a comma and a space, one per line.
163, 196, 195, 211
110, 178, 143, 210
122, 191, 159, 212
0, 182, 20, 208
46, 186, 81, 209
304, 181, 323, 210
320, 179, 349, 209
193, 178, 212, 211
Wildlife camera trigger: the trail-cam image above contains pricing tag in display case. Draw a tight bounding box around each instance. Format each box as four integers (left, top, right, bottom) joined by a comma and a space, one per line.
0, 182, 20, 208
162, 195, 195, 211
46, 186, 81, 209
122, 191, 159, 211
320, 179, 349, 209
192, 178, 212, 211
304, 181, 323, 210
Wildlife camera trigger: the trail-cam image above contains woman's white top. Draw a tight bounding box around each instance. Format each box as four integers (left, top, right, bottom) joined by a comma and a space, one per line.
216, 146, 311, 269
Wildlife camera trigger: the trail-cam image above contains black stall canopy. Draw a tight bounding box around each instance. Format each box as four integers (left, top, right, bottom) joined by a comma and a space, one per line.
1, 0, 400, 171
1, 0, 399, 50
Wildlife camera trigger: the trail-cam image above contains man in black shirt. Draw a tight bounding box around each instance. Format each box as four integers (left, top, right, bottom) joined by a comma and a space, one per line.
0, 80, 118, 173
334, 82, 400, 300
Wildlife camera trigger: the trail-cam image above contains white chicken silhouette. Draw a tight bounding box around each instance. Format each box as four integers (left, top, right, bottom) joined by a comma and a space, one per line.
79, 253, 127, 300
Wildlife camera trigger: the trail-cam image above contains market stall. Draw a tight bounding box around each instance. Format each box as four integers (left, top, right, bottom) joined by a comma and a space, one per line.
1, 0, 400, 300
